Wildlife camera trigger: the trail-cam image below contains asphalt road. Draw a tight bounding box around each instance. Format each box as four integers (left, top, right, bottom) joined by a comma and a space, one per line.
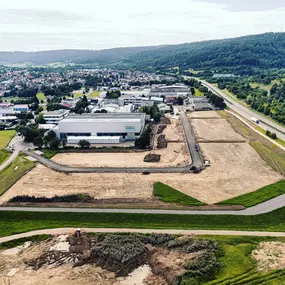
179, 112, 204, 169
22, 113, 204, 173
2, 228, 285, 243
201, 81, 285, 141
1, 193, 285, 215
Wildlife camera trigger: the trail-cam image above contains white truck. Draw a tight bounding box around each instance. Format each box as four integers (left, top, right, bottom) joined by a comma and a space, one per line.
251, 117, 260, 124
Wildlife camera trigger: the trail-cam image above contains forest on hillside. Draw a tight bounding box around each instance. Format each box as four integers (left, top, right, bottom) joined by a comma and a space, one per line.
1, 33, 285, 74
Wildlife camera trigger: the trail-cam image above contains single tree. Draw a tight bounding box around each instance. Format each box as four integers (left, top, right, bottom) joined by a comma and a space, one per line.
78, 140, 91, 149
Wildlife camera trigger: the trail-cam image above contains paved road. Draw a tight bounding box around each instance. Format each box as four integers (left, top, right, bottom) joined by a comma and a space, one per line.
1, 228, 285, 243
202, 81, 285, 141
1, 193, 285, 215
0, 135, 33, 172
180, 112, 204, 169
22, 113, 204, 173
0, 149, 19, 172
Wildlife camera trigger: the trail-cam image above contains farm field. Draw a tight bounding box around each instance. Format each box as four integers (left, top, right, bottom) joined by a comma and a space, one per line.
0, 130, 16, 149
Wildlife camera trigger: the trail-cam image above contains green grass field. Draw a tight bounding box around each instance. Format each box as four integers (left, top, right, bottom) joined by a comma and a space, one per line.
153, 182, 206, 206
36, 92, 47, 103
0, 155, 35, 196
194, 88, 204, 96
218, 180, 285, 208
0, 130, 16, 149
2, 205, 285, 238
0, 149, 11, 164
41, 149, 58, 159
88, 90, 100, 98
203, 235, 285, 284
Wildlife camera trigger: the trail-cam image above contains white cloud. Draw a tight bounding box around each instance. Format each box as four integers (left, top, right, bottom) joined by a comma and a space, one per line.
0, 0, 284, 51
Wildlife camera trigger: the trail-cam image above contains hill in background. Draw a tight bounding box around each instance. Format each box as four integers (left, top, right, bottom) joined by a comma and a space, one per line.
1, 32, 285, 72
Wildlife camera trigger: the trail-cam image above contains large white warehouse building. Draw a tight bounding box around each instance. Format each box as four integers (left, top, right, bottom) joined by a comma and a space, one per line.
54, 113, 146, 144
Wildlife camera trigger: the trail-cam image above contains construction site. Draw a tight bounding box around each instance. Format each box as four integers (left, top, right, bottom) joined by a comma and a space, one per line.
0, 111, 281, 206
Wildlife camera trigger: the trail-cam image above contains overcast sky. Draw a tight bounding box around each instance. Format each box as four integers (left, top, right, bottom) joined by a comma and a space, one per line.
0, 0, 284, 51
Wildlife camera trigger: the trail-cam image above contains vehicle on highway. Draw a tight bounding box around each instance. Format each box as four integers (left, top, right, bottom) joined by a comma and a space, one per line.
251, 117, 260, 124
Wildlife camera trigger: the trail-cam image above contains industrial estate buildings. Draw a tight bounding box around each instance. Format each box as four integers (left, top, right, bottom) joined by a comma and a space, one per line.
53, 113, 146, 144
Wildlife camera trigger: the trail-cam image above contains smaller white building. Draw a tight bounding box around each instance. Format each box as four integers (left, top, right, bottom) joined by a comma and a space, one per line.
43, 110, 69, 124
157, 103, 170, 113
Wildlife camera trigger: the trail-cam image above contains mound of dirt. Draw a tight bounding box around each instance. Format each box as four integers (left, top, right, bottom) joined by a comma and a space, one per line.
157, 125, 167, 135
252, 242, 285, 272
144, 153, 161, 162
160, 117, 171, 125
157, 134, 168, 149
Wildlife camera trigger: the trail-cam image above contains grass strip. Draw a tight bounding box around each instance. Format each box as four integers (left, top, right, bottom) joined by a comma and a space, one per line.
0, 149, 11, 164
153, 182, 207, 206
0, 130, 16, 148
217, 180, 285, 208
1, 206, 285, 238
0, 155, 35, 196
41, 149, 58, 159
0, 235, 50, 249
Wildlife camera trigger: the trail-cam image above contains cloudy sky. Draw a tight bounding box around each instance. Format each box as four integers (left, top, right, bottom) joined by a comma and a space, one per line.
0, 0, 284, 51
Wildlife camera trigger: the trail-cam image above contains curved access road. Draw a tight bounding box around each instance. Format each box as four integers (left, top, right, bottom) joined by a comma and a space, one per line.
21, 113, 204, 173
1, 194, 285, 215
201, 80, 285, 141
22, 149, 193, 173
1, 228, 285, 243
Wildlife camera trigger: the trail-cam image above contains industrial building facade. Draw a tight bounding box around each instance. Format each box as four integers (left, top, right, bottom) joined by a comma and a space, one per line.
54, 113, 146, 144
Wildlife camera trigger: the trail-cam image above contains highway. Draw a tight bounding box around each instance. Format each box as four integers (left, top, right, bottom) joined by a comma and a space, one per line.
1, 193, 285, 215
22, 113, 204, 173
201, 80, 285, 141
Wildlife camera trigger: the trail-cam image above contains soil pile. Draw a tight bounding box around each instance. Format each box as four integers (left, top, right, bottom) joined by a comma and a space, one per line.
157, 125, 167, 135
144, 153, 161, 162
157, 134, 168, 149
160, 117, 171, 125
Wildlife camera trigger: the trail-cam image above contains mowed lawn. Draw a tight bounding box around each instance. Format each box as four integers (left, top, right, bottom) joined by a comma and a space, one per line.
218, 180, 285, 208
88, 90, 100, 98
0, 155, 35, 196
36, 92, 47, 102
0, 150, 11, 164
0, 130, 16, 149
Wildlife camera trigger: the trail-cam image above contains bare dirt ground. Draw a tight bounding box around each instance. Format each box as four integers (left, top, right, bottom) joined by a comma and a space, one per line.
191, 118, 245, 142
52, 143, 190, 168
1, 142, 280, 205
252, 242, 285, 272
0, 236, 146, 285
162, 119, 184, 141
189, 111, 221, 119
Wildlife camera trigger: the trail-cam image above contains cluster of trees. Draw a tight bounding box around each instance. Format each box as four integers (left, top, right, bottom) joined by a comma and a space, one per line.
125, 33, 285, 72
3, 87, 38, 98
266, 130, 278, 140
214, 77, 285, 124
106, 90, 121, 99
18, 126, 61, 149
135, 125, 152, 149
139, 105, 162, 123
72, 95, 89, 114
